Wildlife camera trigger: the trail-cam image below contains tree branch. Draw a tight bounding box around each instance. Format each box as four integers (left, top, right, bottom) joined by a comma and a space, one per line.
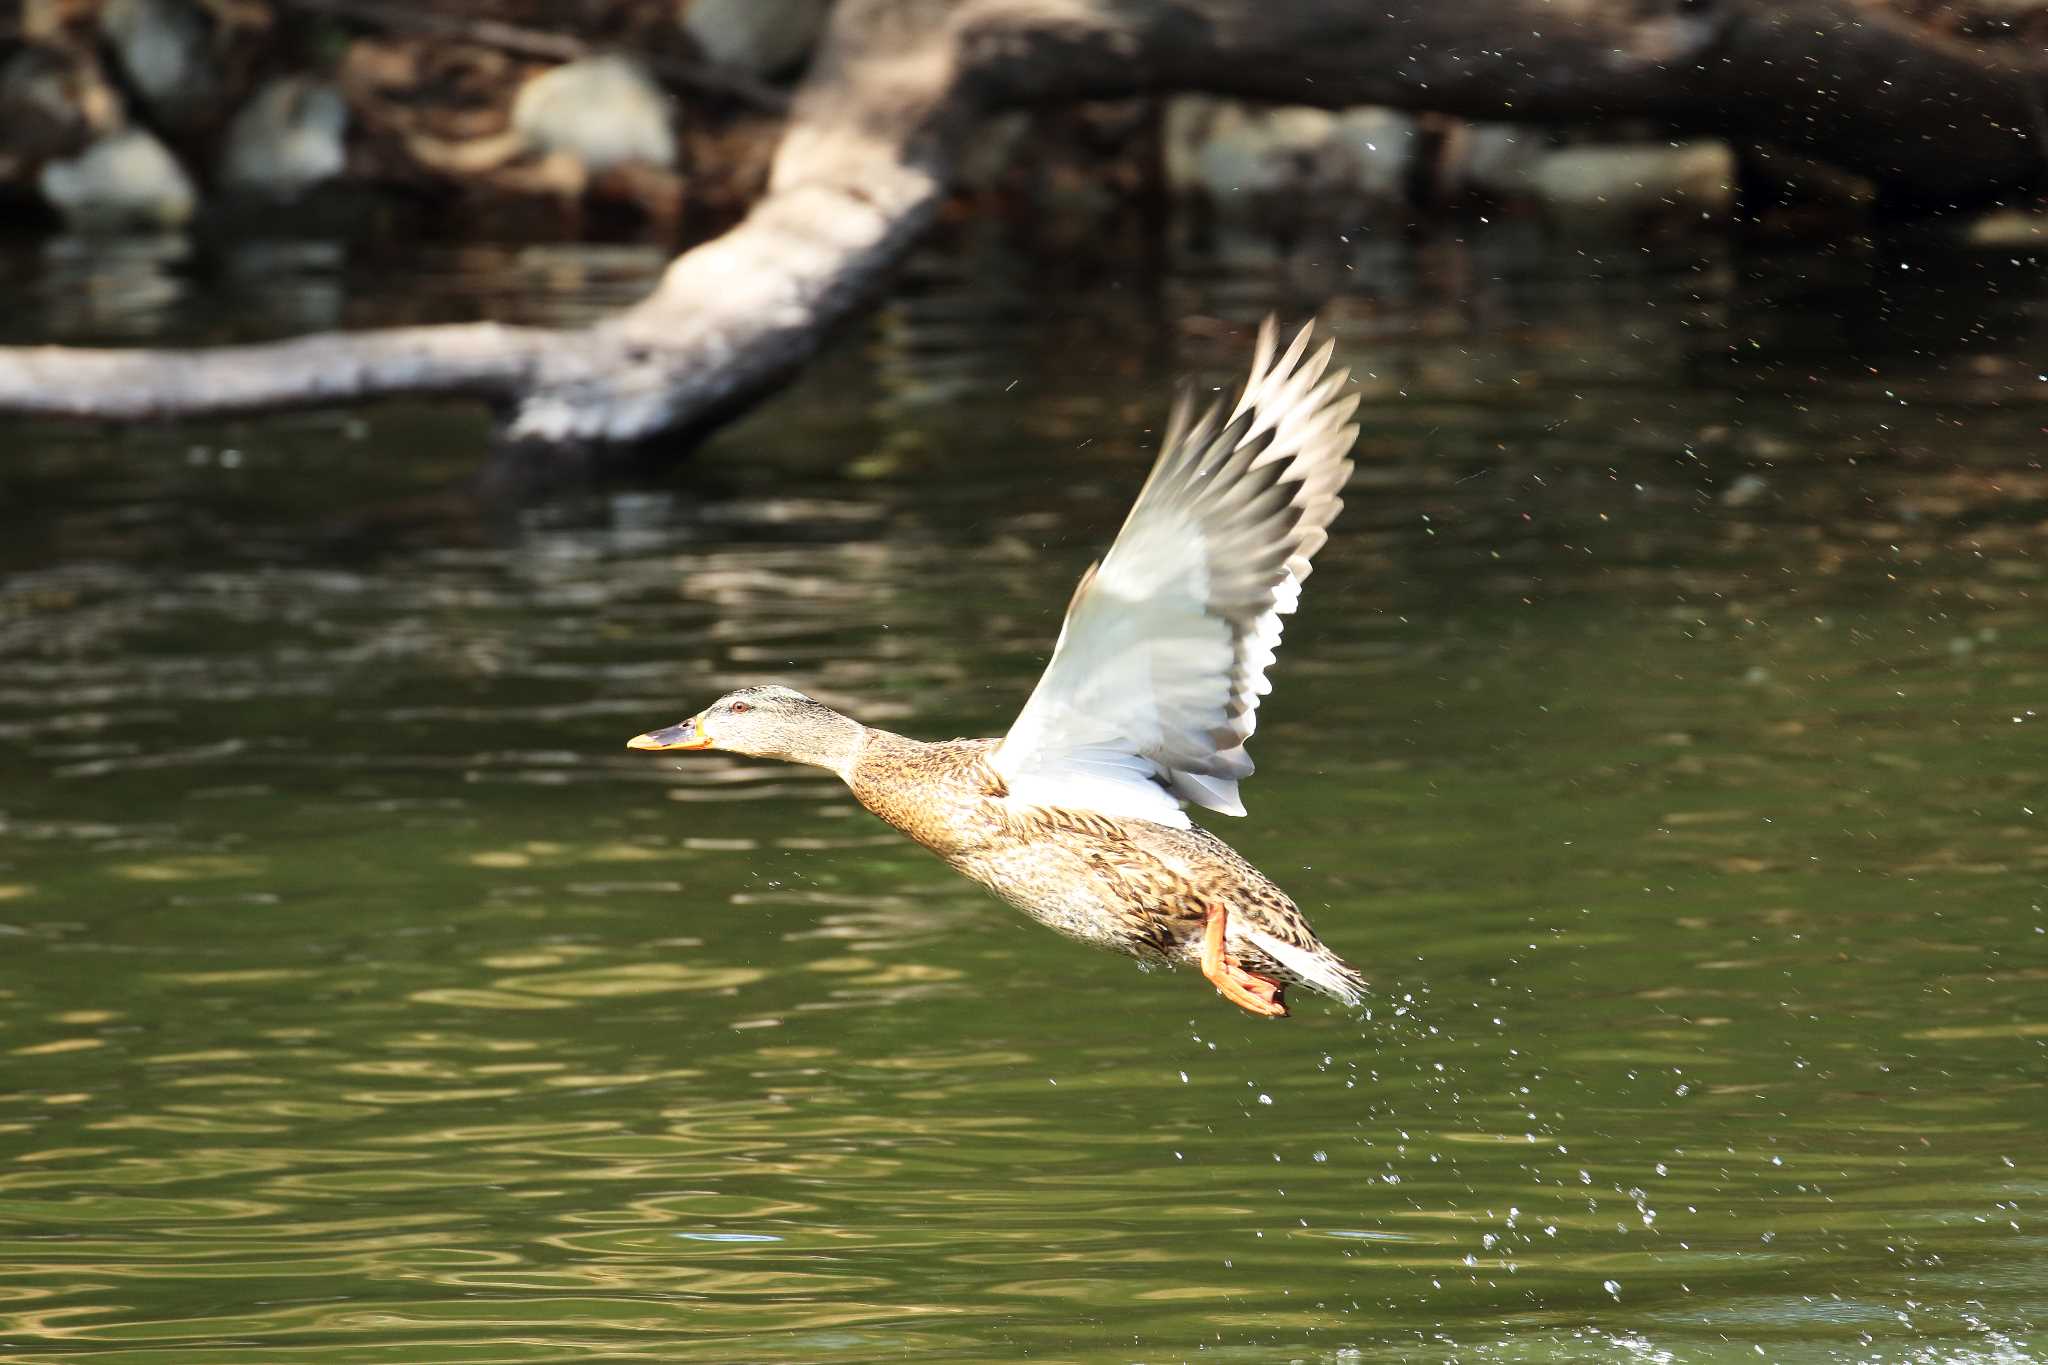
0, 324, 553, 420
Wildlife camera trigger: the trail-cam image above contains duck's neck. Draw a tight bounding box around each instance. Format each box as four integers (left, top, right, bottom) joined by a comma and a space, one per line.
789, 708, 869, 781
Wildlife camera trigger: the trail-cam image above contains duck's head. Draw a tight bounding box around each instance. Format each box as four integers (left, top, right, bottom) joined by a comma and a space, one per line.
626, 685, 863, 773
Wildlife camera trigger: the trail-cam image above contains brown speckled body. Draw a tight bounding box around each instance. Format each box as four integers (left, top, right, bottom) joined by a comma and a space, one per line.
846, 729, 1357, 992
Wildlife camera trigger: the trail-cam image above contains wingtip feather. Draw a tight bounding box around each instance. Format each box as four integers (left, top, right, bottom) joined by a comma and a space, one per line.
995, 315, 1361, 825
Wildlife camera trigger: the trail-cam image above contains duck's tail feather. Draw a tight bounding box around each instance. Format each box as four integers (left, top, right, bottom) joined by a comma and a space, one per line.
1246, 929, 1367, 1007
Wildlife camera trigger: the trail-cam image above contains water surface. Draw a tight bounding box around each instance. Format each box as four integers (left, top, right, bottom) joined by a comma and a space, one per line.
0, 228, 2043, 1362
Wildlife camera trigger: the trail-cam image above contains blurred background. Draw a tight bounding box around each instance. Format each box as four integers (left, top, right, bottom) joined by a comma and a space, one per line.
9, 0, 2048, 250
2, 2, 2046, 1362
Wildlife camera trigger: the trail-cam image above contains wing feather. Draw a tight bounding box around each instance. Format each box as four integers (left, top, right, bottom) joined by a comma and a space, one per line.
993, 318, 1359, 824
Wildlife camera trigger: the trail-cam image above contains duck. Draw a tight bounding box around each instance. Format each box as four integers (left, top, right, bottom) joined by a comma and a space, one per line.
628, 318, 1365, 1017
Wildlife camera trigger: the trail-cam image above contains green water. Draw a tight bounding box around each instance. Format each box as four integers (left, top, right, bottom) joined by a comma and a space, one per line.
0, 231, 2043, 1362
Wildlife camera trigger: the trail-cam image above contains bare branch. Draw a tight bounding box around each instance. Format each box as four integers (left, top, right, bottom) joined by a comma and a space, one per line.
0, 324, 554, 420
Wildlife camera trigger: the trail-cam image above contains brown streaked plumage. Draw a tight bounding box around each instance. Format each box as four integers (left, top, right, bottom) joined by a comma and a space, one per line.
629, 319, 1366, 1017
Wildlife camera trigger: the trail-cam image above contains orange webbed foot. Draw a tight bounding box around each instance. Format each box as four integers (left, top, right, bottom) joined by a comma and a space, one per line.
1199, 905, 1291, 1018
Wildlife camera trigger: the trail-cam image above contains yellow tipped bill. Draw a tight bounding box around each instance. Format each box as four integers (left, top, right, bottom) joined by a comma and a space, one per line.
626, 714, 712, 751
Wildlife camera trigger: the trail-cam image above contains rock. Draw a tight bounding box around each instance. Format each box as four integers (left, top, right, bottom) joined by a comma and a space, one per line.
220, 76, 348, 200
511, 55, 675, 172
1720, 473, 1772, 508
39, 127, 198, 229
1442, 123, 1540, 200
0, 44, 120, 175
1523, 142, 1735, 225
1326, 108, 1422, 201
1454, 128, 1735, 228
100, 0, 216, 126
1964, 209, 2048, 247
1164, 97, 1417, 205
682, 0, 833, 78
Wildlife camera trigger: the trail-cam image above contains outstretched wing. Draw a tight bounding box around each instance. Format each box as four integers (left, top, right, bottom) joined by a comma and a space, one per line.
992, 318, 1359, 827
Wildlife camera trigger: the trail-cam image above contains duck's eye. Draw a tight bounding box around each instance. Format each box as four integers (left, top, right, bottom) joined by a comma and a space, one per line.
730, 701, 751, 715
